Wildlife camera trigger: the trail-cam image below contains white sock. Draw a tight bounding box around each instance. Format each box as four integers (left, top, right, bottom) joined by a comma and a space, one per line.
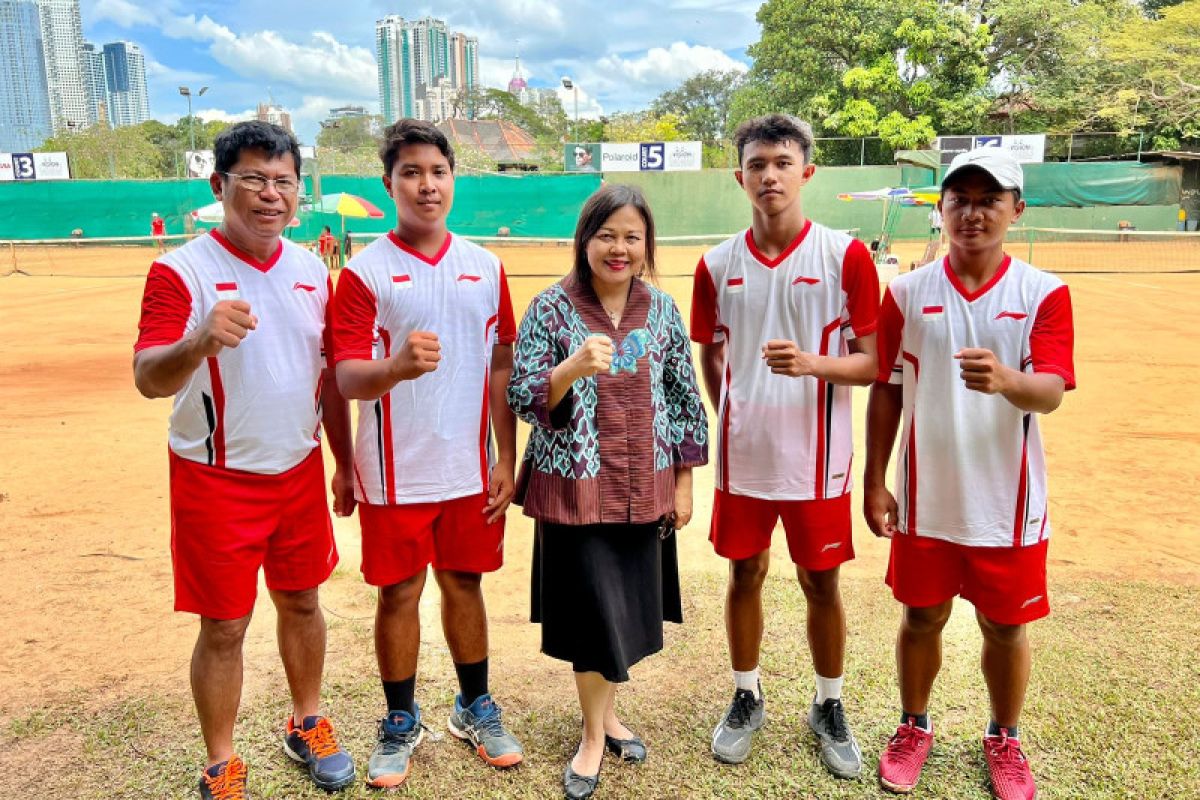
733, 668, 761, 699
814, 674, 843, 704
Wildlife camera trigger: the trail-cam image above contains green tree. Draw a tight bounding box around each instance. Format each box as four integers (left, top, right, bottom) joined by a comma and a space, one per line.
1097, 0, 1200, 147
602, 112, 686, 143
316, 115, 383, 150
734, 0, 991, 147
39, 121, 163, 178
651, 69, 746, 143
983, 0, 1134, 134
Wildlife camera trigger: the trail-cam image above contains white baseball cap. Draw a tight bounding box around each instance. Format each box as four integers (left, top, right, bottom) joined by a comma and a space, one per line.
941, 147, 1023, 193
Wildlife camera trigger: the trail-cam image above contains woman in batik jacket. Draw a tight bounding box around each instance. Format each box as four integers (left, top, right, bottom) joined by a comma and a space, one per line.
508, 184, 707, 800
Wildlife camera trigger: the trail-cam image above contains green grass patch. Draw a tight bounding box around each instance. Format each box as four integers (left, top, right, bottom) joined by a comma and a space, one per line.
4, 575, 1197, 798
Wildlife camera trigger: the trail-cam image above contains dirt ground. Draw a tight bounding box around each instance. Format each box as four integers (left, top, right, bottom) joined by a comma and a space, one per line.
1, 242, 1197, 724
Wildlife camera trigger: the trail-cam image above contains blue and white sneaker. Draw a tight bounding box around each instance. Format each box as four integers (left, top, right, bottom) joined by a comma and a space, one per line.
447, 693, 524, 768
366, 707, 424, 789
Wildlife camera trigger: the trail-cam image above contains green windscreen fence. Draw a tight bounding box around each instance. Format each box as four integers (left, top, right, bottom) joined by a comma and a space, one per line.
0, 163, 1179, 241
0, 173, 603, 240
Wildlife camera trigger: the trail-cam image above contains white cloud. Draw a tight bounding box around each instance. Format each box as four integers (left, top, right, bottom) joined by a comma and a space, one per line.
143, 53, 213, 85
596, 42, 748, 86
89, 0, 147, 27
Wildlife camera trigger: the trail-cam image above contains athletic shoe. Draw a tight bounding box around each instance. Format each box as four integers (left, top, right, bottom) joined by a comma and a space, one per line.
283, 715, 355, 791
447, 693, 525, 768
711, 686, 765, 764
984, 731, 1037, 800
198, 755, 247, 800
878, 717, 934, 793
367, 708, 424, 789
807, 697, 863, 778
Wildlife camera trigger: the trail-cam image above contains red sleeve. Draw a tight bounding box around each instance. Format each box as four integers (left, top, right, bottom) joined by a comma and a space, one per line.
689, 256, 721, 344
1029, 284, 1075, 390
841, 238, 880, 337
322, 274, 335, 366
496, 264, 517, 345
134, 263, 192, 352
331, 269, 379, 364
875, 288, 905, 384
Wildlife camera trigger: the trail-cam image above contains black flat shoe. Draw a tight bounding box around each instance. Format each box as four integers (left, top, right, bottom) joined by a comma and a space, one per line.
563, 762, 601, 800
604, 733, 647, 763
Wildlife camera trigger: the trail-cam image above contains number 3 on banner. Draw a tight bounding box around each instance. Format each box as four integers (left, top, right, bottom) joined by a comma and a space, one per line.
12, 154, 35, 180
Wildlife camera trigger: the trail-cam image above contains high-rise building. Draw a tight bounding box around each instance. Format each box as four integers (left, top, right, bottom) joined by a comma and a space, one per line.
36, 0, 88, 132
256, 102, 293, 133
80, 41, 105, 125
376, 15, 478, 123
102, 41, 148, 127
0, 0, 53, 150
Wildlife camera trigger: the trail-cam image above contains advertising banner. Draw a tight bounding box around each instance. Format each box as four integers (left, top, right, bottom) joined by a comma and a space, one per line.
565, 141, 703, 172
33, 151, 69, 179
186, 150, 216, 178
937, 135, 1046, 164
0, 151, 70, 180
600, 143, 641, 172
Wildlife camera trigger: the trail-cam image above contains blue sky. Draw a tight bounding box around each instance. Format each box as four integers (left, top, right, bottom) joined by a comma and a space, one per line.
80, 0, 761, 143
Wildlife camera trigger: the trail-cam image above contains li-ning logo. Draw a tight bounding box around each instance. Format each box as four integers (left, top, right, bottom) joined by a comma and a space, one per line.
995, 311, 1028, 321
1020, 594, 1043, 609
820, 541, 844, 553
792, 276, 820, 286
293, 283, 316, 292
457, 274, 481, 282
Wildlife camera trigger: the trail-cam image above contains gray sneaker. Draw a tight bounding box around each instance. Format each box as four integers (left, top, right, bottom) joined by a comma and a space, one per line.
447, 693, 524, 768
807, 697, 863, 779
366, 707, 424, 789
711, 687, 765, 764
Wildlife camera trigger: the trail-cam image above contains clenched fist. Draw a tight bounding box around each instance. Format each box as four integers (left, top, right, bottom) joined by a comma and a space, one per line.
391, 331, 441, 381
193, 300, 257, 357
565, 334, 613, 380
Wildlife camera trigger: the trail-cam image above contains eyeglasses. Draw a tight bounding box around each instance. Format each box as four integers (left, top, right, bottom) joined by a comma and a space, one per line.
221, 172, 301, 195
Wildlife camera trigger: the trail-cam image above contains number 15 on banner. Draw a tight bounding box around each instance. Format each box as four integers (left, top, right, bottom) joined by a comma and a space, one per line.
640, 143, 665, 171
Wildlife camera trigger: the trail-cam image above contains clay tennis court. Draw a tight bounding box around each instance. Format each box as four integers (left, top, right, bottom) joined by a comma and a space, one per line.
1, 242, 1197, 798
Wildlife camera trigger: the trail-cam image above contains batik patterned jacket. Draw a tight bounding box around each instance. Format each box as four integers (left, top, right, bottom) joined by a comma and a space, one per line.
508, 273, 708, 525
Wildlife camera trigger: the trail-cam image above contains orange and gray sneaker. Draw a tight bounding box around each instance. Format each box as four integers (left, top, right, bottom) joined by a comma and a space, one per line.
878, 717, 934, 793
367, 707, 424, 789
198, 755, 247, 800
283, 715, 356, 791
447, 693, 524, 768
984, 730, 1037, 800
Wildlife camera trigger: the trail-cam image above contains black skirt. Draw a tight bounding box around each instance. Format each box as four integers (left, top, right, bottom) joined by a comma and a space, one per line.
531, 520, 683, 683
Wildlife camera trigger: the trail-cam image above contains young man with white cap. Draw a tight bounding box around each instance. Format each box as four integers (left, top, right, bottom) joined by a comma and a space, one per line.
864, 147, 1075, 800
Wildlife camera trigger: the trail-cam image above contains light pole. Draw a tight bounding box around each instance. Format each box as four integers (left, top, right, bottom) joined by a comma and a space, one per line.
178, 85, 209, 155
561, 77, 579, 141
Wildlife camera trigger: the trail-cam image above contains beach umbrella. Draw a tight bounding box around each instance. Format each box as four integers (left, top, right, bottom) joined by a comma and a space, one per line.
311, 193, 386, 221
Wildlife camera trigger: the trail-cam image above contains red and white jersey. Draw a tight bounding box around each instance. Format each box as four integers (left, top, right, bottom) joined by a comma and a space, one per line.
332, 231, 516, 505
691, 221, 880, 500
877, 255, 1076, 548
134, 230, 331, 474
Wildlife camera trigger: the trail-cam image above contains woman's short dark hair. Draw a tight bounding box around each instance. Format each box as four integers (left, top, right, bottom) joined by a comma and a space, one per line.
379, 119, 455, 175
213, 121, 302, 176
572, 184, 657, 284
733, 114, 815, 167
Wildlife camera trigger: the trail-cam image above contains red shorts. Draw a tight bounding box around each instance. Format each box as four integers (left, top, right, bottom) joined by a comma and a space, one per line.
170, 448, 337, 620
358, 492, 504, 586
709, 489, 854, 571
886, 535, 1050, 625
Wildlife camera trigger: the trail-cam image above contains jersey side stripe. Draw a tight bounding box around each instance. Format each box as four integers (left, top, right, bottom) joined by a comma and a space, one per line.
205, 356, 226, 469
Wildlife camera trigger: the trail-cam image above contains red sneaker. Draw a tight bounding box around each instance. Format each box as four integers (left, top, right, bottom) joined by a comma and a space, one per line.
878, 717, 933, 793
984, 731, 1037, 800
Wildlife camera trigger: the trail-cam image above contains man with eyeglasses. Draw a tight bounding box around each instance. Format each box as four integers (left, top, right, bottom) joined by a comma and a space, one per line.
133, 121, 357, 799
